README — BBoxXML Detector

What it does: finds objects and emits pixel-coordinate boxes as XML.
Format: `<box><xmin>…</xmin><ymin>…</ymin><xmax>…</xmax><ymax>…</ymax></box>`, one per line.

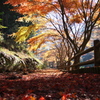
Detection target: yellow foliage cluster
<box><xmin>10</xmin><ymin>15</ymin><xmax>48</xmax><ymax>43</ymax></box>
<box><xmin>10</xmin><ymin>25</ymin><xmax>36</xmax><ymax>43</ymax></box>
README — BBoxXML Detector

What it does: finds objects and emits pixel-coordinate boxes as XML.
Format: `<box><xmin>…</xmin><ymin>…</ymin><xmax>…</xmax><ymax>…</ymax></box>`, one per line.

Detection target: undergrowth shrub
<box><xmin>0</xmin><ymin>51</ymin><xmax>39</xmax><ymax>73</ymax></box>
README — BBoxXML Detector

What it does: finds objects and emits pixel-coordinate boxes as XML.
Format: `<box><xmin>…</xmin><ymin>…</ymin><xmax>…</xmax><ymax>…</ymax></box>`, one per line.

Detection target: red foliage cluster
<box><xmin>0</xmin><ymin>70</ymin><xmax>100</xmax><ymax>100</ymax></box>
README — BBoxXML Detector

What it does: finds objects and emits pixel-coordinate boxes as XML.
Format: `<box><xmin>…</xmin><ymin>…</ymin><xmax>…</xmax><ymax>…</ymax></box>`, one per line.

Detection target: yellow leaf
<box><xmin>10</xmin><ymin>25</ymin><xmax>35</xmax><ymax>43</ymax></box>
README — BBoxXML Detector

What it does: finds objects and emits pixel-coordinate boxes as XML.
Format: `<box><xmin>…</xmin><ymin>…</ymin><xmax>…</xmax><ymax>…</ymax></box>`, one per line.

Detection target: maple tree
<box><xmin>51</xmin><ymin>0</ymin><xmax>100</xmax><ymax>69</ymax></box>
<box><xmin>4</xmin><ymin>0</ymin><xmax>100</xmax><ymax>69</ymax></box>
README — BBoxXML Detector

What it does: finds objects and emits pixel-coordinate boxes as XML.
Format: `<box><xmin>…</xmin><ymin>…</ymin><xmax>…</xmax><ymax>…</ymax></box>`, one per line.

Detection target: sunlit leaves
<box><xmin>10</xmin><ymin>25</ymin><xmax>35</xmax><ymax>43</ymax></box>
<box><xmin>0</xmin><ymin>25</ymin><xmax>7</xmax><ymax>29</ymax></box>
<box><xmin>4</xmin><ymin>0</ymin><xmax>100</xmax><ymax>27</ymax></box>
<box><xmin>4</xmin><ymin>0</ymin><xmax>54</xmax><ymax>15</ymax></box>
<box><xmin>10</xmin><ymin>15</ymin><xmax>49</xmax><ymax>45</ymax></box>
<box><xmin>4</xmin><ymin>0</ymin><xmax>28</xmax><ymax>6</ymax></box>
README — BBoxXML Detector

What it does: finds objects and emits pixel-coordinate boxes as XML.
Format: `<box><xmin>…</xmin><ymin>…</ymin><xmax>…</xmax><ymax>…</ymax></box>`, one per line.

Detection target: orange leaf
<box><xmin>95</xmin><ymin>98</ymin><xmax>100</xmax><ymax>100</ymax></box>
<box><xmin>71</xmin><ymin>93</ymin><xmax>77</xmax><ymax>98</ymax></box>
<box><xmin>29</xmin><ymin>96</ymin><xmax>36</xmax><ymax>100</ymax></box>
<box><xmin>61</xmin><ymin>94</ymin><xmax>66</xmax><ymax>100</ymax></box>
<box><xmin>22</xmin><ymin>95</ymin><xmax>36</xmax><ymax>100</ymax></box>
<box><xmin>39</xmin><ymin>96</ymin><xmax>46</xmax><ymax>100</ymax></box>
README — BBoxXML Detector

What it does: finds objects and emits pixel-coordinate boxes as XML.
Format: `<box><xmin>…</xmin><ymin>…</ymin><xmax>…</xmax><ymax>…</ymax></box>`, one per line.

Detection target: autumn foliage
<box><xmin>4</xmin><ymin>0</ymin><xmax>100</xmax><ymax>53</ymax></box>
<box><xmin>4</xmin><ymin>0</ymin><xmax>55</xmax><ymax>15</ymax></box>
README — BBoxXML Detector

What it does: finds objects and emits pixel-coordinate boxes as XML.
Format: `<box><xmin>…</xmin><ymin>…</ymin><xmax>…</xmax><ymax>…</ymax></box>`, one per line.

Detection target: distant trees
<box><xmin>48</xmin><ymin>37</ymin><xmax>73</xmax><ymax>69</ymax></box>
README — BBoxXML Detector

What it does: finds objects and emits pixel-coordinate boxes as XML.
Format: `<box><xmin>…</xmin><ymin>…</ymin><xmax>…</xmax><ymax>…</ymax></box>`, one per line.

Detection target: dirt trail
<box><xmin>34</xmin><ymin>68</ymin><xmax>62</xmax><ymax>73</ymax></box>
<box><xmin>22</xmin><ymin>68</ymin><xmax>64</xmax><ymax>80</ymax></box>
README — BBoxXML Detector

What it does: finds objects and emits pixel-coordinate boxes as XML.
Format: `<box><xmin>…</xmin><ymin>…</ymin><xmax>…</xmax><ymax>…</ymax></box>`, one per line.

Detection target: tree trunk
<box><xmin>73</xmin><ymin>55</ymin><xmax>80</xmax><ymax>70</ymax></box>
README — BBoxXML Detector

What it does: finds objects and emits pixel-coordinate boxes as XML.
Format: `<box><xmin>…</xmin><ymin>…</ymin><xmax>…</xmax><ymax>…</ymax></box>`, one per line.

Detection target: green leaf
<box><xmin>0</xmin><ymin>25</ymin><xmax>7</xmax><ymax>29</ymax></box>
<box><xmin>0</xmin><ymin>12</ymin><xmax>4</xmax><ymax>15</ymax></box>
<box><xmin>0</xmin><ymin>18</ymin><xmax>2</xmax><ymax>21</ymax></box>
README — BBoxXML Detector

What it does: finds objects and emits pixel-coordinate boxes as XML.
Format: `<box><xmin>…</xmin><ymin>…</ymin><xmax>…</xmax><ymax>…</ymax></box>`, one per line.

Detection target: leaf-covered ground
<box><xmin>0</xmin><ymin>69</ymin><xmax>100</xmax><ymax>100</ymax></box>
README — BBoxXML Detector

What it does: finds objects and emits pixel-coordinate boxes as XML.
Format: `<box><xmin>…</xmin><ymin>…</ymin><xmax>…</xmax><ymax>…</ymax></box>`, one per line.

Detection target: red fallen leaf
<box><xmin>66</xmin><ymin>94</ymin><xmax>71</xmax><ymax>98</ymax></box>
<box><xmin>61</xmin><ymin>94</ymin><xmax>66</xmax><ymax>100</ymax></box>
<box><xmin>2</xmin><ymin>86</ymin><xmax>8</xmax><ymax>89</ymax></box>
<box><xmin>39</xmin><ymin>96</ymin><xmax>46</xmax><ymax>100</ymax></box>
<box><xmin>71</xmin><ymin>93</ymin><xmax>77</xmax><ymax>98</ymax></box>
<box><xmin>0</xmin><ymin>97</ymin><xmax>3</xmax><ymax>100</ymax></box>
<box><xmin>95</xmin><ymin>98</ymin><xmax>100</xmax><ymax>100</ymax></box>
<box><xmin>59</xmin><ymin>92</ymin><xmax>64</xmax><ymax>96</ymax></box>
<box><xmin>27</xmin><ymin>89</ymin><xmax>33</xmax><ymax>93</ymax></box>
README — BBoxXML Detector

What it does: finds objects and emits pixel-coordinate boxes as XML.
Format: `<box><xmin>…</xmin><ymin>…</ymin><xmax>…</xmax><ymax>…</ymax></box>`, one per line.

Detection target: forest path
<box><xmin>23</xmin><ymin>68</ymin><xmax>65</xmax><ymax>80</ymax></box>
<box><xmin>34</xmin><ymin>68</ymin><xmax>62</xmax><ymax>73</ymax></box>
<box><xmin>0</xmin><ymin>69</ymin><xmax>100</xmax><ymax>99</ymax></box>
